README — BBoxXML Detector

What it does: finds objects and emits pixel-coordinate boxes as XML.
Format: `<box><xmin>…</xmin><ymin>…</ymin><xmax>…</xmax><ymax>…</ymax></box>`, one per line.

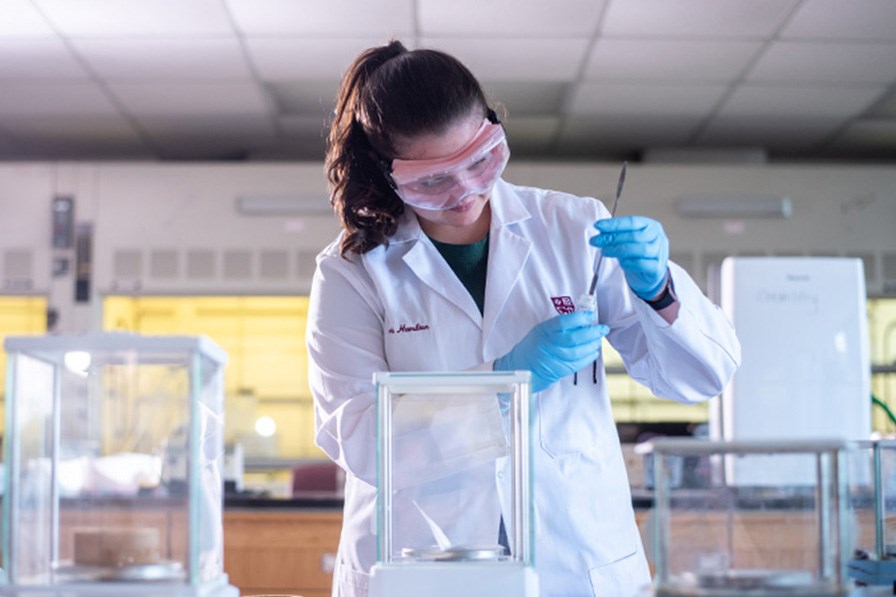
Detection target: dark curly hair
<box><xmin>325</xmin><ymin>40</ymin><xmax>490</xmax><ymax>256</ymax></box>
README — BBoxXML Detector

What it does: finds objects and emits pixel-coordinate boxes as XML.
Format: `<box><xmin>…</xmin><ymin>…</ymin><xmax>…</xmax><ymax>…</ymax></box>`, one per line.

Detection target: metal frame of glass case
<box><xmin>369</xmin><ymin>371</ymin><xmax>538</xmax><ymax>597</ymax></box>
<box><xmin>1</xmin><ymin>333</ymin><xmax>238</xmax><ymax>596</ymax></box>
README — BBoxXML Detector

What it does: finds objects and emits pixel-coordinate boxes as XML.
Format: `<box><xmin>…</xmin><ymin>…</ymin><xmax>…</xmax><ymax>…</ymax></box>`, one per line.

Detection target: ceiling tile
<box><xmin>18</xmin><ymin>140</ymin><xmax>153</xmax><ymax>159</ymax></box>
<box><xmin>72</xmin><ymin>39</ymin><xmax>253</xmax><ymax>80</ymax></box>
<box><xmin>502</xmin><ymin>116</ymin><xmax>560</xmax><ymax>156</ymax></box>
<box><xmin>718</xmin><ymin>84</ymin><xmax>886</xmax><ymax>118</ymax></box>
<box><xmin>246</xmin><ymin>38</ymin><xmax>384</xmax><ymax>80</ymax></box>
<box><xmin>826</xmin><ymin>119</ymin><xmax>896</xmax><ymax>156</ymax></box>
<box><xmin>0</xmin><ymin>82</ymin><xmax>119</xmax><ymax>115</ymax></box>
<box><xmin>584</xmin><ymin>39</ymin><xmax>762</xmax><ymax>82</ymax></box>
<box><xmin>0</xmin><ymin>38</ymin><xmax>90</xmax><ymax>79</ymax></box>
<box><xmin>138</xmin><ymin>114</ymin><xmax>277</xmax><ymax>141</ymax></box>
<box><xmin>480</xmin><ymin>82</ymin><xmax>567</xmax><ymax>116</ymax></box>
<box><xmin>153</xmin><ymin>140</ymin><xmax>267</xmax><ymax>161</ymax></box>
<box><xmin>0</xmin><ymin>0</ymin><xmax>57</xmax><ymax>38</ymax></box>
<box><xmin>556</xmin><ymin>114</ymin><xmax>703</xmax><ymax>155</ymax></box>
<box><xmin>277</xmin><ymin>115</ymin><xmax>330</xmax><ymax>158</ymax></box>
<box><xmin>747</xmin><ymin>41</ymin><xmax>896</xmax><ymax>84</ymax></box>
<box><xmin>569</xmin><ymin>82</ymin><xmax>728</xmax><ymax>115</ymax></box>
<box><xmin>267</xmin><ymin>81</ymin><xmax>337</xmax><ymax>116</ymax></box>
<box><xmin>108</xmin><ymin>82</ymin><xmax>271</xmax><ymax>116</ymax></box>
<box><xmin>227</xmin><ymin>0</ymin><xmax>414</xmax><ymax>36</ymax></box>
<box><xmin>697</xmin><ymin>115</ymin><xmax>845</xmax><ymax>150</ymax></box>
<box><xmin>0</xmin><ymin>128</ymin><xmax>23</xmax><ymax>155</ymax></box>
<box><xmin>419</xmin><ymin>0</ymin><xmax>607</xmax><ymax>36</ymax></box>
<box><xmin>279</xmin><ymin>114</ymin><xmax>330</xmax><ymax>138</ymax></box>
<box><xmin>1</xmin><ymin>113</ymin><xmax>141</xmax><ymax>140</ymax></box>
<box><xmin>34</xmin><ymin>0</ymin><xmax>234</xmax><ymax>37</ymax></box>
<box><xmin>419</xmin><ymin>38</ymin><xmax>590</xmax><ymax>81</ymax></box>
<box><xmin>868</xmin><ymin>89</ymin><xmax>896</xmax><ymax>117</ymax></box>
<box><xmin>601</xmin><ymin>0</ymin><xmax>801</xmax><ymax>38</ymax></box>
<box><xmin>141</xmin><ymin>114</ymin><xmax>280</xmax><ymax>160</ymax></box>
<box><xmin>783</xmin><ymin>0</ymin><xmax>896</xmax><ymax>41</ymax></box>
<box><xmin>0</xmin><ymin>114</ymin><xmax>151</xmax><ymax>157</ymax></box>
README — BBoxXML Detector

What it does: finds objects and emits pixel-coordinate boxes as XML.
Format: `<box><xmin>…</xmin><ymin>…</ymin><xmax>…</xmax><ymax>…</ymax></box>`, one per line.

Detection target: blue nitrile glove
<box><xmin>591</xmin><ymin>215</ymin><xmax>669</xmax><ymax>300</ymax></box>
<box><xmin>493</xmin><ymin>311</ymin><xmax>609</xmax><ymax>393</ymax></box>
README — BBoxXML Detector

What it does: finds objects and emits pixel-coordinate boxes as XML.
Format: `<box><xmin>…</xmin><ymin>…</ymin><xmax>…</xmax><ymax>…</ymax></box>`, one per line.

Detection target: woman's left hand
<box><xmin>590</xmin><ymin>215</ymin><xmax>669</xmax><ymax>300</ymax></box>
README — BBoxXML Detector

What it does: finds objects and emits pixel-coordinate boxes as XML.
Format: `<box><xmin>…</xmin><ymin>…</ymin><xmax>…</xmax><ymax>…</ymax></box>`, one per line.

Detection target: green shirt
<box><xmin>429</xmin><ymin>234</ymin><xmax>489</xmax><ymax>315</ymax></box>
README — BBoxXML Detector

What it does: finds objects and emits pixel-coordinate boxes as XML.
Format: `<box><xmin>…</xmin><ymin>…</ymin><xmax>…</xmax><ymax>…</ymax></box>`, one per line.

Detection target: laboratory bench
<box><xmin>0</xmin><ymin>495</ymin><xmax>343</xmax><ymax>597</ymax></box>
<box><xmin>223</xmin><ymin>504</ymin><xmax>342</xmax><ymax>597</ymax></box>
<box><xmin>0</xmin><ymin>494</ymin><xmax>872</xmax><ymax>596</ymax></box>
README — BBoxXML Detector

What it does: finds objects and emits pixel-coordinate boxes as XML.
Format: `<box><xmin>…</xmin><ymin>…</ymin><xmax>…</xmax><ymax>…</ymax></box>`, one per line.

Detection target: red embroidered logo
<box><xmin>387</xmin><ymin>323</ymin><xmax>430</xmax><ymax>334</ymax></box>
<box><xmin>551</xmin><ymin>296</ymin><xmax>575</xmax><ymax>314</ymax></box>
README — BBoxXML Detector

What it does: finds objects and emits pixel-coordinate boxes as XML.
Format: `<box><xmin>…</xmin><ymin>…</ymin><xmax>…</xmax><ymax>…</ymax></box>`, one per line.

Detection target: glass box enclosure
<box><xmin>2</xmin><ymin>333</ymin><xmax>238</xmax><ymax>596</ymax></box>
<box><xmin>644</xmin><ymin>439</ymin><xmax>853</xmax><ymax>597</ymax></box>
<box><xmin>373</xmin><ymin>371</ymin><xmax>534</xmax><ymax>567</ymax></box>
<box><xmin>846</xmin><ymin>439</ymin><xmax>896</xmax><ymax>588</ymax></box>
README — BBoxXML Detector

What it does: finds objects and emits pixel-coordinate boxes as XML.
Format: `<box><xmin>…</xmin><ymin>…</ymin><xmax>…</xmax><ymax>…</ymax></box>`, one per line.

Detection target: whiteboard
<box><xmin>710</xmin><ymin>257</ymin><xmax>870</xmax><ymax>485</ymax></box>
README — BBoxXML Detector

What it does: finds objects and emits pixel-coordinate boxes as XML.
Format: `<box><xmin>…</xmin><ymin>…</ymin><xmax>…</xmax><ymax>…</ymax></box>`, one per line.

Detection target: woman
<box><xmin>307</xmin><ymin>39</ymin><xmax>740</xmax><ymax>597</ymax></box>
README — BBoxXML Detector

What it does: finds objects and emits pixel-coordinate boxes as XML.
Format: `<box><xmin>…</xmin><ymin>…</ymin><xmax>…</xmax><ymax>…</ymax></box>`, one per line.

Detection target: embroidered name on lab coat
<box><xmin>388</xmin><ymin>323</ymin><xmax>430</xmax><ymax>334</ymax></box>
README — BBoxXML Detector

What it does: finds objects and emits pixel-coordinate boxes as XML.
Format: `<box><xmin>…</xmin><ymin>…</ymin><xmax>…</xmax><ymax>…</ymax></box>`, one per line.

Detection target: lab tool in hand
<box><xmin>590</xmin><ymin>215</ymin><xmax>669</xmax><ymax>300</ymax></box>
<box><xmin>494</xmin><ymin>311</ymin><xmax>609</xmax><ymax>393</ymax></box>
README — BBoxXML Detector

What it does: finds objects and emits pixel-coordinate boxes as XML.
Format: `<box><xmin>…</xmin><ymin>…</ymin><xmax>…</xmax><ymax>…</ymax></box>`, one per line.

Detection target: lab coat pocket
<box><xmin>333</xmin><ymin>559</ymin><xmax>370</xmax><ymax>596</ymax></box>
<box><xmin>537</xmin><ymin>384</ymin><xmax>603</xmax><ymax>458</ymax></box>
<box><xmin>587</xmin><ymin>546</ymin><xmax>651</xmax><ymax>597</ymax></box>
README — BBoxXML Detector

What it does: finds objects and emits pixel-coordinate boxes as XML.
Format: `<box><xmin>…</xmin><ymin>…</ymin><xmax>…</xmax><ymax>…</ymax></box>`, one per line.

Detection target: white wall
<box><xmin>1</xmin><ymin>160</ymin><xmax>894</xmax><ymax>332</ymax></box>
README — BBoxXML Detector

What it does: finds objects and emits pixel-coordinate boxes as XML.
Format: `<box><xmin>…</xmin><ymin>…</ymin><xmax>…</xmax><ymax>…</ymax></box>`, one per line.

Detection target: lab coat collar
<box><xmin>482</xmin><ymin>179</ymin><xmax>532</xmax><ymax>341</ymax></box>
<box><xmin>389</xmin><ymin>178</ymin><xmax>532</xmax><ymax>244</ymax></box>
<box><xmin>397</xmin><ymin>178</ymin><xmax>534</xmax><ymax>336</ymax></box>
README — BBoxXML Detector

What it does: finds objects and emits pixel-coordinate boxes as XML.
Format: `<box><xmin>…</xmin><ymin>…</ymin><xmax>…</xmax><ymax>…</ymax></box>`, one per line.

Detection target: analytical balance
<box><xmin>368</xmin><ymin>371</ymin><xmax>538</xmax><ymax>597</ymax></box>
<box><xmin>642</xmin><ymin>439</ymin><xmax>855</xmax><ymax>597</ymax></box>
<box><xmin>1</xmin><ymin>333</ymin><xmax>239</xmax><ymax>596</ymax></box>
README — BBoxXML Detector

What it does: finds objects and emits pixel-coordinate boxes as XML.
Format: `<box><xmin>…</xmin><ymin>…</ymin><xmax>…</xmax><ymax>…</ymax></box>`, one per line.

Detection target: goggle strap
<box><xmin>377</xmin><ymin>157</ymin><xmax>398</xmax><ymax>190</ymax></box>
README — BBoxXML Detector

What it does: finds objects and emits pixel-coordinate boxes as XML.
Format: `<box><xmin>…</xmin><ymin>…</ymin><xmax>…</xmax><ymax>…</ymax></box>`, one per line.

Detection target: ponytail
<box><xmin>326</xmin><ymin>41</ymin><xmax>407</xmax><ymax>256</ymax></box>
<box><xmin>325</xmin><ymin>40</ymin><xmax>489</xmax><ymax>256</ymax></box>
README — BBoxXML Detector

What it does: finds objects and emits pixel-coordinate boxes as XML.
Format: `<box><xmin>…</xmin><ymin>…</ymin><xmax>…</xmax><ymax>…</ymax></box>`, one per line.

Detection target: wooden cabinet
<box><xmin>223</xmin><ymin>509</ymin><xmax>342</xmax><ymax>597</ymax></box>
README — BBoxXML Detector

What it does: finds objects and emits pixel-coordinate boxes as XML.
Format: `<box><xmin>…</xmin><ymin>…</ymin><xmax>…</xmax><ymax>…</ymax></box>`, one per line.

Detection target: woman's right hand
<box><xmin>494</xmin><ymin>312</ymin><xmax>609</xmax><ymax>392</ymax></box>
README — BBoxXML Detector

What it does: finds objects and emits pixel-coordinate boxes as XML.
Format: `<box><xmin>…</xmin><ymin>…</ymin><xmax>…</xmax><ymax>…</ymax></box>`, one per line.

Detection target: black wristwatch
<box><xmin>645</xmin><ymin>277</ymin><xmax>676</xmax><ymax>311</ymax></box>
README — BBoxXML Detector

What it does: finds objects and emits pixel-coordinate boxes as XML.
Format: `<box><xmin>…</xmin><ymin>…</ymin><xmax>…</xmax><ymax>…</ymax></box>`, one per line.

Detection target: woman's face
<box><xmin>393</xmin><ymin>113</ymin><xmax>494</xmax><ymax>241</ymax></box>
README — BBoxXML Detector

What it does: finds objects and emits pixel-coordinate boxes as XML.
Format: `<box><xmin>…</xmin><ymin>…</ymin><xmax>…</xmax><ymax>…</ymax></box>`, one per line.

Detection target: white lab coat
<box><xmin>306</xmin><ymin>178</ymin><xmax>741</xmax><ymax>597</ymax></box>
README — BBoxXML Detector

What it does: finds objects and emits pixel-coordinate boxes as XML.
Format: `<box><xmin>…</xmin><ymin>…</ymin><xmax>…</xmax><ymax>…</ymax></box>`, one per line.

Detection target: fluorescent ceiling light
<box><xmin>235</xmin><ymin>196</ymin><xmax>331</xmax><ymax>216</ymax></box>
<box><xmin>675</xmin><ymin>196</ymin><xmax>793</xmax><ymax>219</ymax></box>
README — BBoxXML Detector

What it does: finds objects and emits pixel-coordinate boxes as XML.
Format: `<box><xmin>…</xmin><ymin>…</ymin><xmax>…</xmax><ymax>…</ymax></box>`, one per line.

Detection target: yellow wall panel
<box><xmin>0</xmin><ymin>295</ymin><xmax>48</xmax><ymax>436</ymax></box>
<box><xmin>103</xmin><ymin>296</ymin><xmax>319</xmax><ymax>458</ymax></box>
<box><xmin>101</xmin><ymin>295</ymin><xmax>896</xmax><ymax>452</ymax></box>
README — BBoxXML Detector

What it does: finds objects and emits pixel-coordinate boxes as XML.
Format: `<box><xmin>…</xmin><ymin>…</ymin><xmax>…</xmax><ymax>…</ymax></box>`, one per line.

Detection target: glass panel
<box><xmin>5</xmin><ymin>353</ymin><xmax>55</xmax><ymax>584</ymax></box>
<box><xmin>103</xmin><ymin>296</ymin><xmax>320</xmax><ymax>460</ymax></box>
<box><xmin>649</xmin><ymin>440</ymin><xmax>850</xmax><ymax>596</ymax></box>
<box><xmin>2</xmin><ymin>334</ymin><xmax>228</xmax><ymax>591</ymax></box>
<box><xmin>196</xmin><ymin>351</ymin><xmax>225</xmax><ymax>583</ymax></box>
<box><xmin>375</xmin><ymin>372</ymin><xmax>532</xmax><ymax>567</ymax></box>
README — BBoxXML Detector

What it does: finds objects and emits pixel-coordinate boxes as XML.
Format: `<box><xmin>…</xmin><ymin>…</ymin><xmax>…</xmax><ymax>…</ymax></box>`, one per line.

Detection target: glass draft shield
<box><xmin>373</xmin><ymin>371</ymin><xmax>533</xmax><ymax>567</ymax></box>
<box><xmin>2</xmin><ymin>333</ymin><xmax>231</xmax><ymax>595</ymax></box>
<box><xmin>846</xmin><ymin>439</ymin><xmax>896</xmax><ymax>587</ymax></box>
<box><xmin>388</xmin><ymin>120</ymin><xmax>510</xmax><ymax>211</ymax></box>
<box><xmin>643</xmin><ymin>439</ymin><xmax>854</xmax><ymax>597</ymax></box>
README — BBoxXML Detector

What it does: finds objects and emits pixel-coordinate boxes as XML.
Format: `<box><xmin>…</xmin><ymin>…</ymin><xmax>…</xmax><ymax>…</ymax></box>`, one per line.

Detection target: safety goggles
<box><xmin>386</xmin><ymin>119</ymin><xmax>510</xmax><ymax>211</ymax></box>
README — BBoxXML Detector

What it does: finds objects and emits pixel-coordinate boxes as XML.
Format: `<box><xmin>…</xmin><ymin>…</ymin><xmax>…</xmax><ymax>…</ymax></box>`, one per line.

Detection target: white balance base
<box><xmin>370</xmin><ymin>562</ymin><xmax>538</xmax><ymax>597</ymax></box>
